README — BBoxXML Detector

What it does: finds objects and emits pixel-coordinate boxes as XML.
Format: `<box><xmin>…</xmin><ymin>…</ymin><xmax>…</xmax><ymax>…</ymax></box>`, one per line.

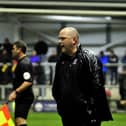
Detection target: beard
<box><xmin>12</xmin><ymin>53</ymin><xmax>18</xmax><ymax>60</ymax></box>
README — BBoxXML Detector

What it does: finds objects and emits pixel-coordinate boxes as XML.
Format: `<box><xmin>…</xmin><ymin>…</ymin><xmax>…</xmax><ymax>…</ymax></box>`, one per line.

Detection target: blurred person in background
<box><xmin>118</xmin><ymin>50</ymin><xmax>126</xmax><ymax>106</ymax></box>
<box><xmin>108</xmin><ymin>49</ymin><xmax>119</xmax><ymax>85</ymax></box>
<box><xmin>0</xmin><ymin>48</ymin><xmax>12</xmax><ymax>84</ymax></box>
<box><xmin>3</xmin><ymin>37</ymin><xmax>12</xmax><ymax>57</ymax></box>
<box><xmin>98</xmin><ymin>51</ymin><xmax>109</xmax><ymax>84</ymax></box>
<box><xmin>52</xmin><ymin>27</ymin><xmax>113</xmax><ymax>126</ymax></box>
<box><xmin>30</xmin><ymin>50</ymin><xmax>41</xmax><ymax>84</ymax></box>
<box><xmin>0</xmin><ymin>38</ymin><xmax>13</xmax><ymax>84</ymax></box>
<box><xmin>8</xmin><ymin>40</ymin><xmax>34</xmax><ymax>126</ymax></box>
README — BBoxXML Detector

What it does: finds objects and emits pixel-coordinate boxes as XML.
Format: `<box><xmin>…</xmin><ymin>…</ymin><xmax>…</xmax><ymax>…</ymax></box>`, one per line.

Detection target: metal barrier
<box><xmin>0</xmin><ymin>62</ymin><xmax>125</xmax><ymax>105</ymax></box>
<box><xmin>0</xmin><ymin>84</ymin><xmax>12</xmax><ymax>100</ymax></box>
<box><xmin>0</xmin><ymin>83</ymin><xmax>120</xmax><ymax>100</ymax></box>
<box><xmin>0</xmin><ymin>62</ymin><xmax>125</xmax><ymax>85</ymax></box>
<box><xmin>0</xmin><ymin>84</ymin><xmax>53</xmax><ymax>100</ymax></box>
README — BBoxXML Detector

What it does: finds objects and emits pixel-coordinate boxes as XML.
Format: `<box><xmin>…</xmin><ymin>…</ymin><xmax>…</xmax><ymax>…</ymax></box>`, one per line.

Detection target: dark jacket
<box><xmin>52</xmin><ymin>46</ymin><xmax>113</xmax><ymax>122</ymax></box>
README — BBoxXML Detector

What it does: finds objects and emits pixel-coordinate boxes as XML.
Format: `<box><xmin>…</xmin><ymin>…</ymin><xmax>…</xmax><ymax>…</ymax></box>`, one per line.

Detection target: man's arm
<box><xmin>15</xmin><ymin>81</ymin><xmax>32</xmax><ymax>93</ymax></box>
<box><xmin>8</xmin><ymin>81</ymin><xmax>32</xmax><ymax>101</ymax></box>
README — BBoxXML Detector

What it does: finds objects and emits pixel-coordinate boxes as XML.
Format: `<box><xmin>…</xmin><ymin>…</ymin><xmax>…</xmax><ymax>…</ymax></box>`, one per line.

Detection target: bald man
<box><xmin>52</xmin><ymin>27</ymin><xmax>113</xmax><ymax>126</ymax></box>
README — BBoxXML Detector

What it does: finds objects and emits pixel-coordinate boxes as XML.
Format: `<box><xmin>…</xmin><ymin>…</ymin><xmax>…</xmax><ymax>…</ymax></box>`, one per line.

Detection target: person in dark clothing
<box><xmin>0</xmin><ymin>49</ymin><xmax>12</xmax><ymax>84</ymax></box>
<box><xmin>52</xmin><ymin>27</ymin><xmax>113</xmax><ymax>126</ymax></box>
<box><xmin>3</xmin><ymin>37</ymin><xmax>13</xmax><ymax>57</ymax></box>
<box><xmin>119</xmin><ymin>51</ymin><xmax>126</xmax><ymax>106</ymax></box>
<box><xmin>98</xmin><ymin>51</ymin><xmax>109</xmax><ymax>84</ymax></box>
<box><xmin>108</xmin><ymin>49</ymin><xmax>119</xmax><ymax>84</ymax></box>
<box><xmin>8</xmin><ymin>40</ymin><xmax>34</xmax><ymax>126</ymax></box>
<box><xmin>30</xmin><ymin>50</ymin><xmax>41</xmax><ymax>84</ymax></box>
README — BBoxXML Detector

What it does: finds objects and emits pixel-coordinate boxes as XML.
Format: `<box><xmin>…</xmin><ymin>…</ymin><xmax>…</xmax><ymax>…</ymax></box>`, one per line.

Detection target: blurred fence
<box><xmin>0</xmin><ymin>84</ymin><xmax>53</xmax><ymax>100</ymax></box>
<box><xmin>0</xmin><ymin>62</ymin><xmax>126</xmax><ymax>101</ymax></box>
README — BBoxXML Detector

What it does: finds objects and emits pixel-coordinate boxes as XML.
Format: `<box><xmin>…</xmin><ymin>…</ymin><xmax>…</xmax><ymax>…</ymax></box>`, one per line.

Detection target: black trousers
<box><xmin>15</xmin><ymin>95</ymin><xmax>34</xmax><ymax>119</ymax></box>
<box><xmin>61</xmin><ymin>116</ymin><xmax>101</xmax><ymax>126</ymax></box>
<box><xmin>119</xmin><ymin>74</ymin><xmax>126</xmax><ymax>99</ymax></box>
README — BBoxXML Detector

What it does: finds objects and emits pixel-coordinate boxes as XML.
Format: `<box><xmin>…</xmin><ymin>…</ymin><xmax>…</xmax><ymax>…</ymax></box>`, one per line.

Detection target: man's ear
<box><xmin>72</xmin><ymin>37</ymin><xmax>77</xmax><ymax>45</ymax></box>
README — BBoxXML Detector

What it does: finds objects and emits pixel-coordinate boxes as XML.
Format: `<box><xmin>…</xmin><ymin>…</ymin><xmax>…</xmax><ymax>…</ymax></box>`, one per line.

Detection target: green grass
<box><xmin>102</xmin><ymin>113</ymin><xmax>126</xmax><ymax>126</ymax></box>
<box><xmin>28</xmin><ymin>112</ymin><xmax>62</xmax><ymax>126</ymax></box>
<box><xmin>27</xmin><ymin>112</ymin><xmax>126</xmax><ymax>126</ymax></box>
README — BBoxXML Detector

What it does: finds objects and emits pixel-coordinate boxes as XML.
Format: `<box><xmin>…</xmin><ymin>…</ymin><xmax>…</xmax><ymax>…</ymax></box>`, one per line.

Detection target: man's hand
<box><xmin>8</xmin><ymin>91</ymin><xmax>17</xmax><ymax>101</ymax></box>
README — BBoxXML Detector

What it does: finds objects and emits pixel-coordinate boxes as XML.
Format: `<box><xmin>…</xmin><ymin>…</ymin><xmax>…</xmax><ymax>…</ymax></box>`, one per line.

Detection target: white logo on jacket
<box><xmin>23</xmin><ymin>72</ymin><xmax>31</xmax><ymax>80</ymax></box>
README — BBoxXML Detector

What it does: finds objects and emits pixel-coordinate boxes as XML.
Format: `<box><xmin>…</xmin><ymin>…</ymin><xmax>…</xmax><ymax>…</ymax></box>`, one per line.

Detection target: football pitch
<box><xmin>27</xmin><ymin>112</ymin><xmax>126</xmax><ymax>126</ymax></box>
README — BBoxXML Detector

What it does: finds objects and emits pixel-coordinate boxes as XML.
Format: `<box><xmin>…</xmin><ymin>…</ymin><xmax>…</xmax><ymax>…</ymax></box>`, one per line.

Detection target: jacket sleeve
<box><xmin>52</xmin><ymin>62</ymin><xmax>60</xmax><ymax>102</ymax></box>
<box><xmin>88</xmin><ymin>51</ymin><xmax>104</xmax><ymax>88</ymax></box>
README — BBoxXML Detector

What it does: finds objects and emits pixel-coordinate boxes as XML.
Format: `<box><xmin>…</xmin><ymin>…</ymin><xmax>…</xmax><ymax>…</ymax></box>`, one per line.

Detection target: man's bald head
<box><xmin>59</xmin><ymin>27</ymin><xmax>79</xmax><ymax>41</ymax></box>
<box><xmin>58</xmin><ymin>27</ymin><xmax>80</xmax><ymax>56</ymax></box>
